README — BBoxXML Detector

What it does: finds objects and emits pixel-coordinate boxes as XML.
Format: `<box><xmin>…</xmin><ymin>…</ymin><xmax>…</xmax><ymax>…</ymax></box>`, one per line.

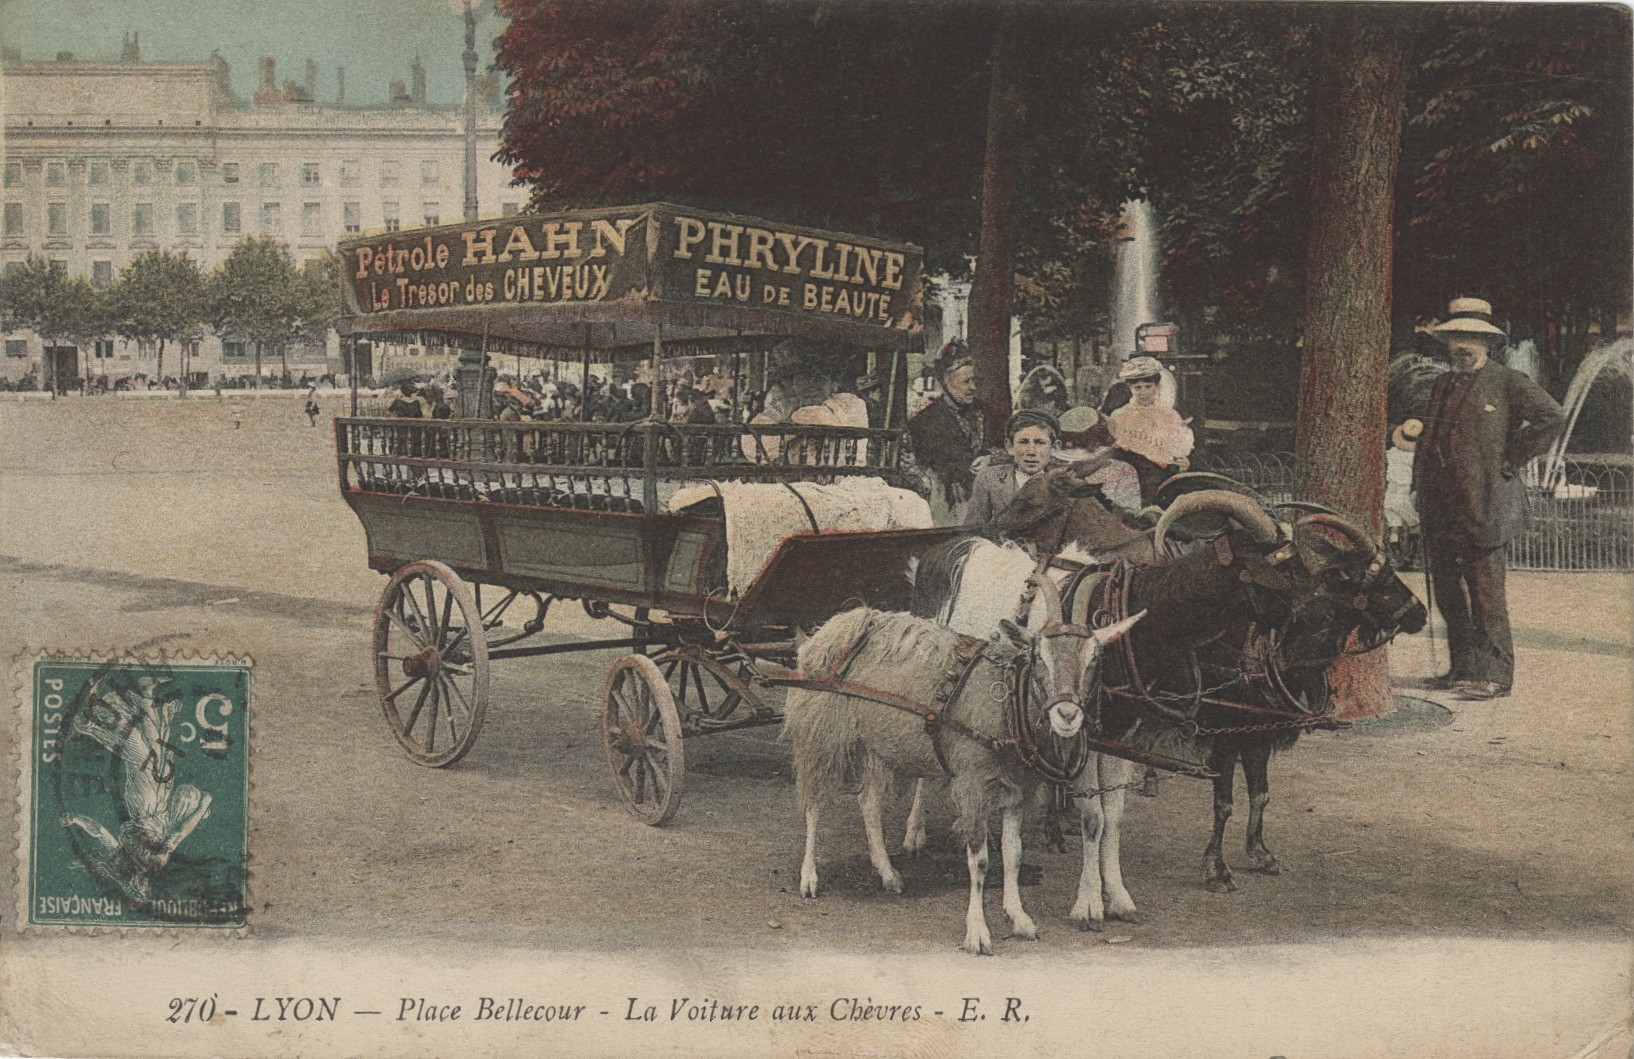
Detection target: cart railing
<box><xmin>337</xmin><ymin>417</ymin><xmax>910</xmax><ymax>513</ymax></box>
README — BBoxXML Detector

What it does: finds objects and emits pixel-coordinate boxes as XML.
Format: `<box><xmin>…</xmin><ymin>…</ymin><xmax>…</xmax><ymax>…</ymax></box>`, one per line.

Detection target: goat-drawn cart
<box><xmin>336</xmin><ymin>202</ymin><xmax>963</xmax><ymax>824</ymax></box>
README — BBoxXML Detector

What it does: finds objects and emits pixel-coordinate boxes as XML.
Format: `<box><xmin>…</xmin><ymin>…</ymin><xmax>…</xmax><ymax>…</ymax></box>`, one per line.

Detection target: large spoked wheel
<box><xmin>603</xmin><ymin>654</ymin><xmax>686</xmax><ymax>826</ymax></box>
<box><xmin>373</xmin><ymin>560</ymin><xmax>490</xmax><ymax>767</ymax></box>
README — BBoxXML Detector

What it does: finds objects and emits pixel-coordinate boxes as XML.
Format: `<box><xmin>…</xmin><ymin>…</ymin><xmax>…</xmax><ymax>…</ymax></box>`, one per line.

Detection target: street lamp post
<box><xmin>454</xmin><ymin>0</ymin><xmax>493</xmax><ymax>417</ymax></box>
<box><xmin>462</xmin><ymin>0</ymin><xmax>480</xmax><ymax>222</ymax></box>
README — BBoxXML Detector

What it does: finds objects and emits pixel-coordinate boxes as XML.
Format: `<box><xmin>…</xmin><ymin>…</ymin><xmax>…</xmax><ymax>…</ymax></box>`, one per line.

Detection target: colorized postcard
<box><xmin>2</xmin><ymin>1</ymin><xmax>1630</xmax><ymax>1057</ymax></box>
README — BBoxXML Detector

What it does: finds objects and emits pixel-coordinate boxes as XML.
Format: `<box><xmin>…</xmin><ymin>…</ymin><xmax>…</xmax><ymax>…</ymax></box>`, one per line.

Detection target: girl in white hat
<box><xmin>1108</xmin><ymin>355</ymin><xmax>1193</xmax><ymax>503</ymax></box>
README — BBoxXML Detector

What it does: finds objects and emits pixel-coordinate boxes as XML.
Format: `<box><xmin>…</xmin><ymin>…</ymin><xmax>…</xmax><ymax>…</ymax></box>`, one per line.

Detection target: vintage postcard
<box><xmin>2</xmin><ymin>1</ymin><xmax>1630</xmax><ymax>1057</ymax></box>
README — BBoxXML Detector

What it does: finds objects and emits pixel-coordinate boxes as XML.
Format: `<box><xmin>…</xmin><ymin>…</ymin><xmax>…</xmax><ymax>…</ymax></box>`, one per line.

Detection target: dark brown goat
<box><xmin>921</xmin><ymin>470</ymin><xmax>1427</xmax><ymax>896</ymax></box>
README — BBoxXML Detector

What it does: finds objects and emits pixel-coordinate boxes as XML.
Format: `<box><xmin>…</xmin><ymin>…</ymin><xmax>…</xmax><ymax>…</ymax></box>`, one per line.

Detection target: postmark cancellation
<box><xmin>15</xmin><ymin>652</ymin><xmax>251</xmax><ymax>931</ymax></box>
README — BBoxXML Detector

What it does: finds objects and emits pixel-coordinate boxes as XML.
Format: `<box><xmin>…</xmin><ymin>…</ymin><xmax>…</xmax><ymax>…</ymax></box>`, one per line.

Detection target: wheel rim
<box><xmin>373</xmin><ymin>561</ymin><xmax>489</xmax><ymax>767</ymax></box>
<box><xmin>603</xmin><ymin>655</ymin><xmax>685</xmax><ymax>825</ymax></box>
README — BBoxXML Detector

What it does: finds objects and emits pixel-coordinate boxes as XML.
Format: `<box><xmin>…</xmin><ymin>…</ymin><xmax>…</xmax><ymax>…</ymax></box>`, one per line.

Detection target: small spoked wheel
<box><xmin>603</xmin><ymin>654</ymin><xmax>686</xmax><ymax>825</ymax></box>
<box><xmin>373</xmin><ymin>560</ymin><xmax>489</xmax><ymax>767</ymax></box>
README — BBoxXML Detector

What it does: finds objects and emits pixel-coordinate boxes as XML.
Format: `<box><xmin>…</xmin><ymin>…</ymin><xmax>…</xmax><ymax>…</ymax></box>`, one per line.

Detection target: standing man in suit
<box><xmin>1415</xmin><ymin>298</ymin><xmax>1563</xmax><ymax>700</ymax></box>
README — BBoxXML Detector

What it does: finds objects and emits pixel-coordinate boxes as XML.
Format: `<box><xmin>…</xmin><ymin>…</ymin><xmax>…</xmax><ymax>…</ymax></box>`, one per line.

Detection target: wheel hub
<box><xmin>402</xmin><ymin>647</ymin><xmax>441</xmax><ymax>679</ymax></box>
<box><xmin>611</xmin><ymin>720</ymin><xmax>646</xmax><ymax>755</ymax></box>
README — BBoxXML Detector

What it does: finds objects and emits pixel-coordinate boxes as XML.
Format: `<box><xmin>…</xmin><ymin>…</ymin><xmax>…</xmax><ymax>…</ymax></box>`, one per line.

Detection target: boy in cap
<box><xmin>1414</xmin><ymin>297</ymin><xmax>1563</xmax><ymax>700</ymax></box>
<box><xmin>965</xmin><ymin>409</ymin><xmax>1058</xmax><ymax>532</ymax></box>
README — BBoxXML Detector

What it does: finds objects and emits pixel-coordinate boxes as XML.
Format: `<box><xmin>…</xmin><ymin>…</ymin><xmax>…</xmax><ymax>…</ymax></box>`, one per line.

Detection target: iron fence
<box><xmin>1197</xmin><ymin>450</ymin><xmax>1633</xmax><ymax>571</ymax></box>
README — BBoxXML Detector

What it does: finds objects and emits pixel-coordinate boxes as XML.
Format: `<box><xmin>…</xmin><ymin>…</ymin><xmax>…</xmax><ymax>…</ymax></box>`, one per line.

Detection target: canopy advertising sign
<box><xmin>340</xmin><ymin>203</ymin><xmax>924</xmax><ymax>349</ymax></box>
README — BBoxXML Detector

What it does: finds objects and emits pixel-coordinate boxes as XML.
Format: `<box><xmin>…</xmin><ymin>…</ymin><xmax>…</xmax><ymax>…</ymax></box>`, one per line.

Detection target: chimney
<box><xmin>305</xmin><ymin>59</ymin><xmax>317</xmax><ymax>99</ymax></box>
<box><xmin>260</xmin><ymin>57</ymin><xmax>276</xmax><ymax>95</ymax></box>
<box><xmin>410</xmin><ymin>55</ymin><xmax>426</xmax><ymax>104</ymax></box>
<box><xmin>121</xmin><ymin>32</ymin><xmax>140</xmax><ymax>64</ymax></box>
<box><xmin>336</xmin><ymin>65</ymin><xmax>345</xmax><ymax>105</ymax></box>
<box><xmin>389</xmin><ymin>77</ymin><xmax>409</xmax><ymax>104</ymax></box>
<box><xmin>57</xmin><ymin>50</ymin><xmax>76</xmax><ymax>63</ymax></box>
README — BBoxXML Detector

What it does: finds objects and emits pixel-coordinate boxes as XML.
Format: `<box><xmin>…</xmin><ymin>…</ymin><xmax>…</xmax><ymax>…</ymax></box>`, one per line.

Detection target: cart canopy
<box><xmin>340</xmin><ymin>202</ymin><xmax>925</xmax><ymax>357</ymax></box>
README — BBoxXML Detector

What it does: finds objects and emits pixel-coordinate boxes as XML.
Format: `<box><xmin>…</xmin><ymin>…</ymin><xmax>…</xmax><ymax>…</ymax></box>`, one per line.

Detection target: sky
<box><xmin>0</xmin><ymin>0</ymin><xmax>505</xmax><ymax>107</ymax></box>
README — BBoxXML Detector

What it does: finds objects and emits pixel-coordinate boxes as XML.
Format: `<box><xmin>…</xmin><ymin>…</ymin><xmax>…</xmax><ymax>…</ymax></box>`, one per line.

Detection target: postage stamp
<box><xmin>16</xmin><ymin>653</ymin><xmax>251</xmax><ymax>930</ymax></box>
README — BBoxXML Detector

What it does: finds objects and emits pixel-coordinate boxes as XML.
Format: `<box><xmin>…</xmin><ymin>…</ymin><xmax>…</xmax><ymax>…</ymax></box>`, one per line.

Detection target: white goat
<box><xmin>785</xmin><ymin>578</ymin><xmax>1139</xmax><ymax>955</ymax></box>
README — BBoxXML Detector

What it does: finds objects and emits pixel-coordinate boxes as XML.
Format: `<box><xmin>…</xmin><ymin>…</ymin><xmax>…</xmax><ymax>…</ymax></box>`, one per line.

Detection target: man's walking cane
<box><xmin>1421</xmin><ymin>536</ymin><xmax>1438</xmax><ymax>670</ymax></box>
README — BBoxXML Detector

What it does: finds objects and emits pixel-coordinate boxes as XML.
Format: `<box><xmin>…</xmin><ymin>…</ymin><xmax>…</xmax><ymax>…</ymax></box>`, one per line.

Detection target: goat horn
<box><xmin>1154</xmin><ymin>471</ymin><xmax>1265</xmax><ymax>507</ymax></box>
<box><xmin>1294</xmin><ymin>512</ymin><xmax>1379</xmax><ymax>558</ymax></box>
<box><xmin>1154</xmin><ymin>489</ymin><xmax>1282</xmax><ymax>555</ymax></box>
<box><xmin>1034</xmin><ymin>569</ymin><xmax>1065</xmax><ymax>619</ymax></box>
<box><xmin>1091</xmin><ymin>608</ymin><xmax>1146</xmax><ymax>647</ymax></box>
<box><xmin>1274</xmin><ymin>500</ymin><xmax>1344</xmax><ymax>518</ymax></box>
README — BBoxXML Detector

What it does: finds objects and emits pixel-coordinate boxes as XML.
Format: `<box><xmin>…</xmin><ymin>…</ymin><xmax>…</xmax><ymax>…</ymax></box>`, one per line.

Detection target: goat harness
<box><xmin>765</xmin><ymin>609</ymin><xmax>1091</xmax><ymax>786</ymax></box>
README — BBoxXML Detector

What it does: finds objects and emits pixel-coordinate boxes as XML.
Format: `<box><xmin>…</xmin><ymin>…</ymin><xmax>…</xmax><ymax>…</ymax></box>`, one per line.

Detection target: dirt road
<box><xmin>2</xmin><ymin>397</ymin><xmax>1629</xmax><ymax>1058</ymax></box>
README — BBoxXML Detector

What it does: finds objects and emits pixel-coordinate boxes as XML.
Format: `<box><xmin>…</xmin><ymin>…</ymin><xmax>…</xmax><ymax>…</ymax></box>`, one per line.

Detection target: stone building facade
<box><xmin>2</xmin><ymin>46</ymin><xmax>517</xmax><ymax>384</ymax></box>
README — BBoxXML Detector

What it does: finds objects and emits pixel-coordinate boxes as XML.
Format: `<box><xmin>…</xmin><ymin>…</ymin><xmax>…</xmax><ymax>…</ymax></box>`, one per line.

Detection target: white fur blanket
<box><xmin>669</xmin><ymin>478</ymin><xmax>932</xmax><ymax>595</ymax></box>
<box><xmin>939</xmin><ymin>540</ymin><xmax>1104</xmax><ymax>636</ymax></box>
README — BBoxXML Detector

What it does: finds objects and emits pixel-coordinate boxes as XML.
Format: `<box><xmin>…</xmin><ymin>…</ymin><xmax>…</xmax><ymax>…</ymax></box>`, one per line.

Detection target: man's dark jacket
<box><xmin>1414</xmin><ymin>360</ymin><xmax>1563</xmax><ymax>548</ymax></box>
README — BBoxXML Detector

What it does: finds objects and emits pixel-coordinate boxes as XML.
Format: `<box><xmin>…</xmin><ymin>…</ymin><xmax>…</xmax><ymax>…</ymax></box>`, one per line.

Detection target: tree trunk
<box><xmin>1294</xmin><ymin>8</ymin><xmax>1408</xmax><ymax>719</ymax></box>
<box><xmin>254</xmin><ymin>341</ymin><xmax>263</xmax><ymax>388</ymax></box>
<box><xmin>968</xmin><ymin>13</ymin><xmax>1021</xmax><ymax>446</ymax></box>
<box><xmin>156</xmin><ymin>338</ymin><xmax>166</xmax><ymax>388</ymax></box>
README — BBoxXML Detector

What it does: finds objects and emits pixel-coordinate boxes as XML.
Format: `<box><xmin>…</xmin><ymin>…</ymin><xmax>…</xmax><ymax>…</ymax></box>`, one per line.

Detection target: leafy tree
<box><xmin>108</xmin><ymin>248</ymin><xmax>206</xmax><ymax>391</ymax></box>
<box><xmin>0</xmin><ymin>256</ymin><xmax>113</xmax><ymax>391</ymax></box>
<box><xmin>207</xmin><ymin>236</ymin><xmax>302</xmax><ymax>387</ymax></box>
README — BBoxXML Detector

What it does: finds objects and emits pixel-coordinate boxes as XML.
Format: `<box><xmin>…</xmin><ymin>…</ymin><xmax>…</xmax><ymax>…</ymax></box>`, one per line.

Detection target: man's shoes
<box><xmin>1425</xmin><ymin>673</ymin><xmax>1466</xmax><ymax>691</ymax></box>
<box><xmin>1453</xmin><ymin>680</ymin><xmax>1511</xmax><ymax>701</ymax></box>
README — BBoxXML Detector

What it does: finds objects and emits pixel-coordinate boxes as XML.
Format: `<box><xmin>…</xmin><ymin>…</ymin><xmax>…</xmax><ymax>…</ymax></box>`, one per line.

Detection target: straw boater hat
<box><xmin>1117</xmin><ymin>355</ymin><xmax>1165</xmax><ymax>382</ymax></box>
<box><xmin>1392</xmin><ymin>418</ymin><xmax>1423</xmax><ymax>451</ymax></box>
<box><xmin>1429</xmin><ymin>297</ymin><xmax>1508</xmax><ymax>346</ymax></box>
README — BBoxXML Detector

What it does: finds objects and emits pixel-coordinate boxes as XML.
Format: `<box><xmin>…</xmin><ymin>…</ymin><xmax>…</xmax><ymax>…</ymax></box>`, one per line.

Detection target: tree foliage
<box><xmin>109</xmin><ymin>248</ymin><xmax>206</xmax><ymax>383</ymax></box>
<box><xmin>207</xmin><ymin>236</ymin><xmax>305</xmax><ymax>382</ymax></box>
<box><xmin>0</xmin><ymin>256</ymin><xmax>111</xmax><ymax>349</ymax></box>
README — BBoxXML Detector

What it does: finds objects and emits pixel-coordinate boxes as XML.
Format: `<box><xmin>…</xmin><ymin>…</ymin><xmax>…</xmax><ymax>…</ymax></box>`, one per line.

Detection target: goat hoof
<box><xmin>1109</xmin><ymin>908</ymin><xmax>1140</xmax><ymax>924</ymax></box>
<box><xmin>1248</xmin><ymin>856</ymin><xmax>1281</xmax><ymax>876</ymax></box>
<box><xmin>1073</xmin><ymin>914</ymin><xmax>1105</xmax><ymax>932</ymax></box>
<box><xmin>1204</xmin><ymin>874</ymin><xmax>1237</xmax><ymax>894</ymax></box>
<box><xmin>1010</xmin><ymin>917</ymin><xmax>1039</xmax><ymax>940</ymax></box>
<box><xmin>881</xmin><ymin>874</ymin><xmax>905</xmax><ymax>895</ymax></box>
<box><xmin>962</xmin><ymin>936</ymin><xmax>994</xmax><ymax>956</ymax></box>
<box><xmin>1045</xmin><ymin>836</ymin><xmax>1069</xmax><ymax>855</ymax></box>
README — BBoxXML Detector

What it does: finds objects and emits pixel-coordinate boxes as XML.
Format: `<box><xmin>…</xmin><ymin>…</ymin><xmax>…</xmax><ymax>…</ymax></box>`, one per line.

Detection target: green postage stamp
<box><xmin>17</xmin><ymin>653</ymin><xmax>251</xmax><ymax>930</ymax></box>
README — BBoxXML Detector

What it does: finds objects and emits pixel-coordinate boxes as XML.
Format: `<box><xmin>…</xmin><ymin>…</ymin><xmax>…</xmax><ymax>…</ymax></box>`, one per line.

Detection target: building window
<box><xmin>45</xmin><ymin>163</ymin><xmax>66</xmax><ymax>187</ymax></box>
<box><xmin>259</xmin><ymin>163</ymin><xmax>278</xmax><ymax>187</ymax></box>
<box><xmin>222</xmin><ymin>202</ymin><xmax>242</xmax><ymax>233</ymax></box>
<box><xmin>176</xmin><ymin>161</ymin><xmax>197</xmax><ymax>186</ymax></box>
<box><xmin>47</xmin><ymin>202</ymin><xmax>67</xmax><ymax>235</ymax></box>
<box><xmin>223</xmin><ymin>340</ymin><xmax>247</xmax><ymax>360</ymax></box>
<box><xmin>300</xmin><ymin>163</ymin><xmax>321</xmax><ymax>187</ymax></box>
<box><xmin>260</xmin><ymin>202</ymin><xmax>282</xmax><ymax>232</ymax></box>
<box><xmin>138</xmin><ymin>338</ymin><xmax>157</xmax><ymax>359</ymax></box>
<box><xmin>301</xmin><ymin>202</ymin><xmax>323</xmax><ymax>237</ymax></box>
<box><xmin>5</xmin><ymin>339</ymin><xmax>28</xmax><ymax>358</ymax></box>
<box><xmin>382</xmin><ymin>201</ymin><xmax>400</xmax><ymax>232</ymax></box>
<box><xmin>177</xmin><ymin>202</ymin><xmax>200</xmax><ymax>235</ymax></box>
<box><xmin>90</xmin><ymin>202</ymin><xmax>111</xmax><ymax>235</ymax></box>
<box><xmin>94</xmin><ymin>338</ymin><xmax>115</xmax><ymax>358</ymax></box>
<box><xmin>381</xmin><ymin>160</ymin><xmax>400</xmax><ymax>187</ymax></box>
<box><xmin>133</xmin><ymin>162</ymin><xmax>152</xmax><ymax>186</ymax></box>
<box><xmin>48</xmin><ymin>258</ymin><xmax>68</xmax><ymax>276</ymax></box>
<box><xmin>88</xmin><ymin>164</ymin><xmax>109</xmax><ymax>187</ymax></box>
<box><xmin>343</xmin><ymin>201</ymin><xmax>361</xmax><ymax>233</ymax></box>
<box><xmin>2</xmin><ymin>164</ymin><xmax>20</xmax><ymax>188</ymax></box>
<box><xmin>133</xmin><ymin>203</ymin><xmax>154</xmax><ymax>237</ymax></box>
<box><xmin>3</xmin><ymin>202</ymin><xmax>22</xmax><ymax>236</ymax></box>
<box><xmin>420</xmin><ymin>160</ymin><xmax>440</xmax><ymax>186</ymax></box>
<box><xmin>422</xmin><ymin>202</ymin><xmax>440</xmax><ymax>227</ymax></box>
<box><xmin>222</xmin><ymin>162</ymin><xmax>240</xmax><ymax>184</ymax></box>
<box><xmin>339</xmin><ymin>160</ymin><xmax>360</xmax><ymax>186</ymax></box>
<box><xmin>501</xmin><ymin>201</ymin><xmax>521</xmax><ymax>217</ymax></box>
<box><xmin>92</xmin><ymin>261</ymin><xmax>114</xmax><ymax>288</ymax></box>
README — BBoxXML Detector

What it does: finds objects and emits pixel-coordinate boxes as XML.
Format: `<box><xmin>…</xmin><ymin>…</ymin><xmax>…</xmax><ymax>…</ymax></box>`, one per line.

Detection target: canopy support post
<box><xmin>455</xmin><ymin>323</ymin><xmax>495</xmax><ymax>419</ymax></box>
<box><xmin>644</xmin><ymin>326</ymin><xmax>662</xmax><ymax>515</ymax></box>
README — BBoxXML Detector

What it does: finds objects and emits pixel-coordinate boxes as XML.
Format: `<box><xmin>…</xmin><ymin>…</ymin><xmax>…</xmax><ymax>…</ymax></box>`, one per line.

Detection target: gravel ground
<box><xmin>1</xmin><ymin>396</ymin><xmax>1629</xmax><ymax>1059</ymax></box>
